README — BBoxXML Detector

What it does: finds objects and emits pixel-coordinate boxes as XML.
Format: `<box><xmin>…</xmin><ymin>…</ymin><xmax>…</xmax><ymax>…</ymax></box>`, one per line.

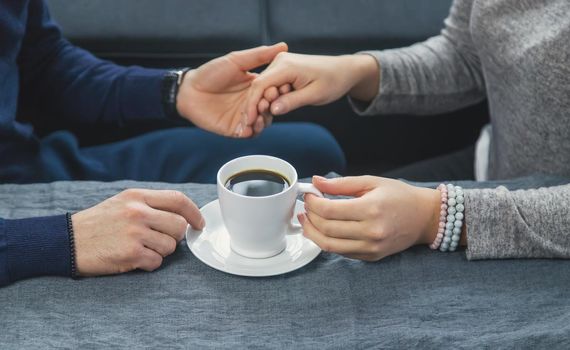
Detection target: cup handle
<box><xmin>288</xmin><ymin>182</ymin><xmax>324</xmax><ymax>235</ymax></box>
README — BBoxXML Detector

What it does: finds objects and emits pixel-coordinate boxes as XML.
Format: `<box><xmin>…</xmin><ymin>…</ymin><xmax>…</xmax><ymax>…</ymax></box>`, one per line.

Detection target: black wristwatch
<box><xmin>161</xmin><ymin>67</ymin><xmax>191</xmax><ymax>120</ymax></box>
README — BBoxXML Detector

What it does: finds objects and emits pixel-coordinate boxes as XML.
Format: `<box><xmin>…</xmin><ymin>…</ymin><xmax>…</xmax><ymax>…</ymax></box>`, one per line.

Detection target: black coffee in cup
<box><xmin>225</xmin><ymin>169</ymin><xmax>290</xmax><ymax>197</ymax></box>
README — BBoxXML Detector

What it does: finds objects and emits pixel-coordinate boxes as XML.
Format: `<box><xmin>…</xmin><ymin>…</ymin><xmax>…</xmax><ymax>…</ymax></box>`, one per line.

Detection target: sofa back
<box><xmin>47</xmin><ymin>0</ymin><xmax>488</xmax><ymax>174</ymax></box>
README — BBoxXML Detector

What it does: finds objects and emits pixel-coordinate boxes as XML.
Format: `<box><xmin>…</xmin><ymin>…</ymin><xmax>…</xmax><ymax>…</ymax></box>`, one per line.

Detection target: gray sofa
<box><xmin>45</xmin><ymin>0</ymin><xmax>489</xmax><ymax>175</ymax></box>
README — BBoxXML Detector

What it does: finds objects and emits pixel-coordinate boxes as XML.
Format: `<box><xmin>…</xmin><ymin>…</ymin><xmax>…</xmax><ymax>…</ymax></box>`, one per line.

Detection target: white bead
<box><xmin>452</xmin><ymin>235</ymin><xmax>460</xmax><ymax>242</ymax></box>
<box><xmin>448</xmin><ymin>198</ymin><xmax>457</xmax><ymax>206</ymax></box>
<box><xmin>454</xmin><ymin>220</ymin><xmax>463</xmax><ymax>228</ymax></box>
<box><xmin>448</xmin><ymin>206</ymin><xmax>457</xmax><ymax>215</ymax></box>
<box><xmin>453</xmin><ymin>227</ymin><xmax>461</xmax><ymax>235</ymax></box>
<box><xmin>455</xmin><ymin>212</ymin><xmax>464</xmax><ymax>220</ymax></box>
<box><xmin>448</xmin><ymin>191</ymin><xmax>456</xmax><ymax>198</ymax></box>
<box><xmin>456</xmin><ymin>204</ymin><xmax>465</xmax><ymax>212</ymax></box>
<box><xmin>446</xmin><ymin>222</ymin><xmax>454</xmax><ymax>230</ymax></box>
<box><xmin>447</xmin><ymin>214</ymin><xmax>455</xmax><ymax>222</ymax></box>
<box><xmin>445</xmin><ymin>229</ymin><xmax>452</xmax><ymax>236</ymax></box>
<box><xmin>456</xmin><ymin>195</ymin><xmax>464</xmax><ymax>204</ymax></box>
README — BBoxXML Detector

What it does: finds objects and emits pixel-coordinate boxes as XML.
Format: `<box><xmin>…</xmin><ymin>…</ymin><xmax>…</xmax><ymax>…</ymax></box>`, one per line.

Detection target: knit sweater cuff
<box><xmin>3</xmin><ymin>215</ymin><xmax>71</xmax><ymax>283</ymax></box>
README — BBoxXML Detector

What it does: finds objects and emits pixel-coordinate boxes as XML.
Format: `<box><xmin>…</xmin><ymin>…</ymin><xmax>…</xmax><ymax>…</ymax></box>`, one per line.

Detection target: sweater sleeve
<box><xmin>349</xmin><ymin>0</ymin><xmax>486</xmax><ymax>116</ymax></box>
<box><xmin>17</xmin><ymin>0</ymin><xmax>168</xmax><ymax>125</ymax></box>
<box><xmin>0</xmin><ymin>215</ymin><xmax>71</xmax><ymax>287</ymax></box>
<box><xmin>464</xmin><ymin>184</ymin><xmax>570</xmax><ymax>259</ymax></box>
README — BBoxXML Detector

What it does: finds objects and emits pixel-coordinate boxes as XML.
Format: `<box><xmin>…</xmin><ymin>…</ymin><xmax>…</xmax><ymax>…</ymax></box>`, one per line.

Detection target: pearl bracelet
<box><xmin>429</xmin><ymin>184</ymin><xmax>465</xmax><ymax>252</ymax></box>
<box><xmin>429</xmin><ymin>184</ymin><xmax>448</xmax><ymax>250</ymax></box>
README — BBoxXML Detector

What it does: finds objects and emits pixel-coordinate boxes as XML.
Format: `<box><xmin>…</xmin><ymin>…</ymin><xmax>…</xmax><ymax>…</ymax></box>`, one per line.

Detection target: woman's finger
<box><xmin>304</xmin><ymin>194</ymin><xmax>369</xmax><ymax>221</ymax></box>
<box><xmin>263</xmin><ymin>86</ymin><xmax>280</xmax><ymax>102</ymax></box>
<box><xmin>344</xmin><ymin>254</ymin><xmax>381</xmax><ymax>262</ymax></box>
<box><xmin>269</xmin><ymin>82</ymin><xmax>321</xmax><ymax>115</ymax></box>
<box><xmin>299</xmin><ymin>214</ymin><xmax>372</xmax><ymax>255</ymax></box>
<box><xmin>305</xmin><ymin>210</ymin><xmax>365</xmax><ymax>240</ymax></box>
<box><xmin>279</xmin><ymin>84</ymin><xmax>292</xmax><ymax>94</ymax></box>
<box><xmin>258</xmin><ymin>98</ymin><xmax>270</xmax><ymax>114</ymax></box>
<box><xmin>247</xmin><ymin>66</ymin><xmax>296</xmax><ymax>120</ymax></box>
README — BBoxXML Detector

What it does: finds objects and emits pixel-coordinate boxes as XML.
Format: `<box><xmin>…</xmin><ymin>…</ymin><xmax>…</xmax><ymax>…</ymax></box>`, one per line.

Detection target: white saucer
<box><xmin>186</xmin><ymin>199</ymin><xmax>321</xmax><ymax>277</ymax></box>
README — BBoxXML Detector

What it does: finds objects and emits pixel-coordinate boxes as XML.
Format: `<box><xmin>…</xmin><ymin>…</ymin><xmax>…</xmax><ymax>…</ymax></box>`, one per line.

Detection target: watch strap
<box><xmin>161</xmin><ymin>68</ymin><xmax>191</xmax><ymax>120</ymax></box>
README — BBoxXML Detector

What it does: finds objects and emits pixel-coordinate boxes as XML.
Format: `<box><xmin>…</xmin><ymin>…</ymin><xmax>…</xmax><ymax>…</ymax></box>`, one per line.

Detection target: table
<box><xmin>1</xmin><ymin>178</ymin><xmax>569</xmax><ymax>349</ymax></box>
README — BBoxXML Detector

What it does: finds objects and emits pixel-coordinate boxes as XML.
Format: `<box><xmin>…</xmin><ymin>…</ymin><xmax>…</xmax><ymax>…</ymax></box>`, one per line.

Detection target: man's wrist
<box><xmin>161</xmin><ymin>68</ymin><xmax>191</xmax><ymax>120</ymax></box>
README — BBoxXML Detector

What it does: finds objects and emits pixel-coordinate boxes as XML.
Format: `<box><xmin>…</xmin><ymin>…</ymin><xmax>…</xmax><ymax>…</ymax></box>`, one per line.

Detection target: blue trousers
<box><xmin>8</xmin><ymin>123</ymin><xmax>345</xmax><ymax>184</ymax></box>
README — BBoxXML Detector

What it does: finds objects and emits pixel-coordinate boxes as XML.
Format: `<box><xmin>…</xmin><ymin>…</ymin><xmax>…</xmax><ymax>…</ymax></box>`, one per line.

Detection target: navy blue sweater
<box><xmin>0</xmin><ymin>1</ymin><xmax>168</xmax><ymax>286</ymax></box>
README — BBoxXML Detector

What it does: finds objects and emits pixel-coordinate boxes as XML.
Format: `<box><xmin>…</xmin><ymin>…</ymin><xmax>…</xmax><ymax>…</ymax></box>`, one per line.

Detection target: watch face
<box><xmin>175</xmin><ymin>68</ymin><xmax>190</xmax><ymax>85</ymax></box>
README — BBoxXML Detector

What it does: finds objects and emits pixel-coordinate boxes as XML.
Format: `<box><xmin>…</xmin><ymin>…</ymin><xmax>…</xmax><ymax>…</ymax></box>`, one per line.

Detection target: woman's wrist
<box><xmin>416</xmin><ymin>188</ymin><xmax>442</xmax><ymax>245</ymax></box>
<box><xmin>345</xmin><ymin>54</ymin><xmax>380</xmax><ymax>102</ymax></box>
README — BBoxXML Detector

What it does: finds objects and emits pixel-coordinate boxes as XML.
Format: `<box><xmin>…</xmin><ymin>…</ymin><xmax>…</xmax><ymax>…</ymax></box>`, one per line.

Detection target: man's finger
<box><xmin>139</xmin><ymin>229</ymin><xmax>178</xmax><ymax>257</ymax></box>
<box><xmin>140</xmin><ymin>190</ymin><xmax>204</xmax><ymax>230</ymax></box>
<box><xmin>253</xmin><ymin>116</ymin><xmax>264</xmax><ymax>135</ymax></box>
<box><xmin>228</xmin><ymin>42</ymin><xmax>288</xmax><ymax>72</ymax></box>
<box><xmin>304</xmin><ymin>194</ymin><xmax>369</xmax><ymax>221</ymax></box>
<box><xmin>262</xmin><ymin>113</ymin><xmax>273</xmax><ymax>129</ymax></box>
<box><xmin>136</xmin><ymin>248</ymin><xmax>164</xmax><ymax>272</ymax></box>
<box><xmin>146</xmin><ymin>208</ymin><xmax>188</xmax><ymax>241</ymax></box>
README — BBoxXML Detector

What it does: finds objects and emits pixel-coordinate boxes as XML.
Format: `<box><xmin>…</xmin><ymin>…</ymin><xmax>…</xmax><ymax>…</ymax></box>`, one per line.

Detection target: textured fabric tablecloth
<box><xmin>0</xmin><ymin>176</ymin><xmax>569</xmax><ymax>349</ymax></box>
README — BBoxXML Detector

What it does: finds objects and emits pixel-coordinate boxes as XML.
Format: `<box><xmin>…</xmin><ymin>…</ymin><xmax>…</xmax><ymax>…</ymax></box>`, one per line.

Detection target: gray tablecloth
<box><xmin>1</xmin><ymin>177</ymin><xmax>569</xmax><ymax>349</ymax></box>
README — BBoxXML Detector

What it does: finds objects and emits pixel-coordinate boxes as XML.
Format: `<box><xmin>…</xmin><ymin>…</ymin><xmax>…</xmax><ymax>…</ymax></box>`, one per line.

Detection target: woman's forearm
<box><xmin>346</xmin><ymin>54</ymin><xmax>381</xmax><ymax>102</ymax></box>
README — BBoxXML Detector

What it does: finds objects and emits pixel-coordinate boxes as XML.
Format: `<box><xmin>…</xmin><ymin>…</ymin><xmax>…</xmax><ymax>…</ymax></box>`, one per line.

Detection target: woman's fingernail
<box><xmin>199</xmin><ymin>218</ymin><xmax>206</xmax><ymax>229</ymax></box>
<box><xmin>313</xmin><ymin>175</ymin><xmax>327</xmax><ymax>181</ymax></box>
<box><xmin>272</xmin><ymin>102</ymin><xmax>284</xmax><ymax>114</ymax></box>
<box><xmin>297</xmin><ymin>213</ymin><xmax>305</xmax><ymax>224</ymax></box>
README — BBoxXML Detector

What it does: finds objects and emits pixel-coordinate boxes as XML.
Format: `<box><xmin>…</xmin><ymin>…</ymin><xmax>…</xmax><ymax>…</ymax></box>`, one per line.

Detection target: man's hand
<box><xmin>71</xmin><ymin>189</ymin><xmax>204</xmax><ymax>276</ymax></box>
<box><xmin>176</xmin><ymin>43</ymin><xmax>288</xmax><ymax>138</ymax></box>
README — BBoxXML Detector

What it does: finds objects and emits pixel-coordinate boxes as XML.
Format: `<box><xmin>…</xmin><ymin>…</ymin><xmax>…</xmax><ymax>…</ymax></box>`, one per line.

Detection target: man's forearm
<box><xmin>17</xmin><ymin>0</ymin><xmax>169</xmax><ymax>125</ymax></box>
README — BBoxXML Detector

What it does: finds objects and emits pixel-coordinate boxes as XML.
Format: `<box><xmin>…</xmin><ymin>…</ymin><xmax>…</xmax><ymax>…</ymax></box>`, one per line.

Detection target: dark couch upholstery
<box><xmin>45</xmin><ymin>0</ymin><xmax>489</xmax><ymax>175</ymax></box>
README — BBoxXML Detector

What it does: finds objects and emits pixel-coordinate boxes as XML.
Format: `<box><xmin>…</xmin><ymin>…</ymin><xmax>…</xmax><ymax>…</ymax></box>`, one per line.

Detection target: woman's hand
<box><xmin>246</xmin><ymin>53</ymin><xmax>379</xmax><ymax>120</ymax></box>
<box><xmin>299</xmin><ymin>176</ymin><xmax>441</xmax><ymax>261</ymax></box>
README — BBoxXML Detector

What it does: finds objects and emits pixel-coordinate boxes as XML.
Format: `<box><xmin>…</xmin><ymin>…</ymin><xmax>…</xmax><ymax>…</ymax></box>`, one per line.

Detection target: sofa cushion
<box><xmin>46</xmin><ymin>0</ymin><xmax>262</xmax><ymax>57</ymax></box>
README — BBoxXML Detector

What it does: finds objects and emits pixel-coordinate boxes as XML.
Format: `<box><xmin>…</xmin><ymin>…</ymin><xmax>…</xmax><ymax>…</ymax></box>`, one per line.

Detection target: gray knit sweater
<box><xmin>350</xmin><ymin>0</ymin><xmax>570</xmax><ymax>259</ymax></box>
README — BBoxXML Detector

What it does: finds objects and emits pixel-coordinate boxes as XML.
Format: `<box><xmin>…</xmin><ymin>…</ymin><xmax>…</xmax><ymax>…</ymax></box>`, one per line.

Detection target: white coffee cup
<box><xmin>217</xmin><ymin>155</ymin><xmax>323</xmax><ymax>259</ymax></box>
